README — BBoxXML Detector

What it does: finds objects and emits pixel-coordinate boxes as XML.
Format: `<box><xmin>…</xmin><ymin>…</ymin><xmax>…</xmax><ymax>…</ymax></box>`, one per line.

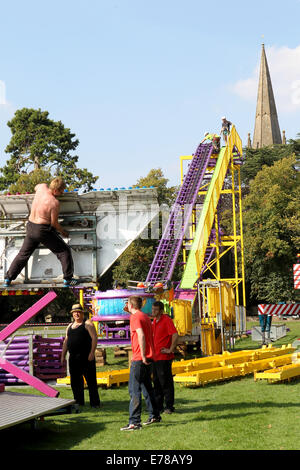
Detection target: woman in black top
<box><xmin>61</xmin><ymin>304</ymin><xmax>100</xmax><ymax>408</ymax></box>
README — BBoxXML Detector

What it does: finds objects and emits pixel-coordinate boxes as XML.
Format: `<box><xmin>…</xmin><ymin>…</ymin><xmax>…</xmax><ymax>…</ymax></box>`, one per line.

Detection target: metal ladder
<box><xmin>146</xmin><ymin>142</ymin><xmax>214</xmax><ymax>285</ymax></box>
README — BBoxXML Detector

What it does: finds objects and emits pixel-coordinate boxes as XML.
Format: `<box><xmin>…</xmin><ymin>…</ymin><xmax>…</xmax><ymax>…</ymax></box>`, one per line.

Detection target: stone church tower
<box><xmin>252</xmin><ymin>44</ymin><xmax>282</xmax><ymax>148</ymax></box>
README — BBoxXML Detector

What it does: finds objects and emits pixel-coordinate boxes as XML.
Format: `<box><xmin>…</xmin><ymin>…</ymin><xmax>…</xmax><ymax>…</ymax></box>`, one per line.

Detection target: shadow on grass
<box><xmin>0</xmin><ymin>414</ymin><xmax>106</xmax><ymax>451</ymax></box>
<box><xmin>173</xmin><ymin>398</ymin><xmax>300</xmax><ymax>422</ymax></box>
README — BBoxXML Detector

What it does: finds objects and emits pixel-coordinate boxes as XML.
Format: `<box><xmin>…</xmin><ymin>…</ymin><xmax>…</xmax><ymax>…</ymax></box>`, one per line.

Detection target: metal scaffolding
<box><xmin>180</xmin><ymin>126</ymin><xmax>246</xmax><ymax>308</ymax></box>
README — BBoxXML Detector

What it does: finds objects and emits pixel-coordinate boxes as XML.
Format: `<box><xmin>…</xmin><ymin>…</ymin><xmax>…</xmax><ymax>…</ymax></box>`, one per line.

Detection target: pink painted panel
<box><xmin>0</xmin><ymin>291</ymin><xmax>57</xmax><ymax>342</ymax></box>
<box><xmin>0</xmin><ymin>358</ymin><xmax>59</xmax><ymax>397</ymax></box>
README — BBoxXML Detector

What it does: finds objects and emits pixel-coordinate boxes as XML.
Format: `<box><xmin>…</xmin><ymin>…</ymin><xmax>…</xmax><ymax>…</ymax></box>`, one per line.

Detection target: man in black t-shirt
<box><xmin>61</xmin><ymin>303</ymin><xmax>100</xmax><ymax>408</ymax></box>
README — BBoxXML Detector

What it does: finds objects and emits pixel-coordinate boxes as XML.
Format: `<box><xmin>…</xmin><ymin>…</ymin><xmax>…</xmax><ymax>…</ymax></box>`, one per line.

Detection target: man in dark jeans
<box><xmin>152</xmin><ymin>301</ymin><xmax>178</xmax><ymax>414</ymax></box>
<box><xmin>120</xmin><ymin>296</ymin><xmax>161</xmax><ymax>431</ymax></box>
<box><xmin>4</xmin><ymin>177</ymin><xmax>78</xmax><ymax>287</ymax></box>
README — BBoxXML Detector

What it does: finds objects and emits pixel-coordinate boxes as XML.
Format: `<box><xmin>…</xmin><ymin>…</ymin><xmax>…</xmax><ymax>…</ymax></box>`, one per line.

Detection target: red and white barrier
<box><xmin>294</xmin><ymin>264</ymin><xmax>300</xmax><ymax>289</ymax></box>
<box><xmin>258</xmin><ymin>303</ymin><xmax>300</xmax><ymax>317</ymax></box>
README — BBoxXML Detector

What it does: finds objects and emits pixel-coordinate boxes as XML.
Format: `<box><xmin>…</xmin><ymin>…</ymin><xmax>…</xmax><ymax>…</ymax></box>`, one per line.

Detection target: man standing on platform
<box><xmin>220</xmin><ymin>116</ymin><xmax>232</xmax><ymax>143</ymax></box>
<box><xmin>4</xmin><ymin>177</ymin><xmax>78</xmax><ymax>287</ymax></box>
<box><xmin>120</xmin><ymin>296</ymin><xmax>161</xmax><ymax>431</ymax></box>
<box><xmin>152</xmin><ymin>301</ymin><xmax>178</xmax><ymax>414</ymax></box>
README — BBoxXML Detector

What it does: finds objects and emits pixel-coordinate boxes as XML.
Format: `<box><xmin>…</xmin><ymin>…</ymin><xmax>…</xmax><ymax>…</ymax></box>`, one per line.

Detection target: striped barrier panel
<box><xmin>294</xmin><ymin>264</ymin><xmax>300</xmax><ymax>289</ymax></box>
<box><xmin>258</xmin><ymin>304</ymin><xmax>300</xmax><ymax>317</ymax></box>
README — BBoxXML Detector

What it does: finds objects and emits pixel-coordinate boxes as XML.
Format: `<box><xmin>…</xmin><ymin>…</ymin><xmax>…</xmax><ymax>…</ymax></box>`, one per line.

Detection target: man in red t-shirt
<box><xmin>152</xmin><ymin>301</ymin><xmax>178</xmax><ymax>414</ymax></box>
<box><xmin>120</xmin><ymin>296</ymin><xmax>161</xmax><ymax>431</ymax></box>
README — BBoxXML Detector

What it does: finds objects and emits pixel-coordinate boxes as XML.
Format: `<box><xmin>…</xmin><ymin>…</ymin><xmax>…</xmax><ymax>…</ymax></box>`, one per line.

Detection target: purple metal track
<box><xmin>146</xmin><ymin>143</ymin><xmax>214</xmax><ymax>285</ymax></box>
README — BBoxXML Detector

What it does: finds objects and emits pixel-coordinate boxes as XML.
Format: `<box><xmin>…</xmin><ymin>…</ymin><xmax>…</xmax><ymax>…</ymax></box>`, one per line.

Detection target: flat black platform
<box><xmin>0</xmin><ymin>282</ymin><xmax>97</xmax><ymax>291</ymax></box>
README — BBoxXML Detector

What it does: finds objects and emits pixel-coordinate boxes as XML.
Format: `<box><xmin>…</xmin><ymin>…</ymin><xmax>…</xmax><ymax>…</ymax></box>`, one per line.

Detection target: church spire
<box><xmin>252</xmin><ymin>44</ymin><xmax>282</xmax><ymax>148</ymax></box>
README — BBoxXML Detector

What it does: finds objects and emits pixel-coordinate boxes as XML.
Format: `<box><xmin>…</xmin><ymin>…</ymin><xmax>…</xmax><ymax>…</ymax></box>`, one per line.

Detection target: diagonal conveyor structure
<box><xmin>146</xmin><ymin>126</ymin><xmax>242</xmax><ymax>291</ymax></box>
<box><xmin>146</xmin><ymin>142</ymin><xmax>214</xmax><ymax>285</ymax></box>
<box><xmin>180</xmin><ymin>126</ymin><xmax>242</xmax><ymax>289</ymax></box>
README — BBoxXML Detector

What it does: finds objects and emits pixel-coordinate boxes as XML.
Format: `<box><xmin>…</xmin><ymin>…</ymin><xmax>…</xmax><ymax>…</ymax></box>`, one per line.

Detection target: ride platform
<box><xmin>0</xmin><ymin>390</ymin><xmax>75</xmax><ymax>431</ymax></box>
<box><xmin>0</xmin><ymin>281</ymin><xmax>96</xmax><ymax>291</ymax></box>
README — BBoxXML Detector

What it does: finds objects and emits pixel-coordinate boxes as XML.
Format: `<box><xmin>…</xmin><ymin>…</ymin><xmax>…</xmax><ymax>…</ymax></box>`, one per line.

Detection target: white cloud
<box><xmin>0</xmin><ymin>80</ymin><xmax>6</xmax><ymax>105</ymax></box>
<box><xmin>230</xmin><ymin>45</ymin><xmax>300</xmax><ymax>112</ymax></box>
<box><xmin>0</xmin><ymin>80</ymin><xmax>16</xmax><ymax>120</ymax></box>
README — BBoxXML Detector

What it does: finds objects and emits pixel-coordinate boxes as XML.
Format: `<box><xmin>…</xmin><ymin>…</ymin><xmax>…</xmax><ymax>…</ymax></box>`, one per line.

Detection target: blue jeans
<box><xmin>128</xmin><ymin>360</ymin><xmax>159</xmax><ymax>425</ymax></box>
<box><xmin>258</xmin><ymin>314</ymin><xmax>272</xmax><ymax>332</ymax></box>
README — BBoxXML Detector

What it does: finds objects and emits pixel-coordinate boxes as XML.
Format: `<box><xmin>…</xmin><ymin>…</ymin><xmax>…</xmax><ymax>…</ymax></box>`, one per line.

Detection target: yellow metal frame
<box><xmin>57</xmin><ymin>368</ymin><xmax>130</xmax><ymax>388</ymax></box>
<box><xmin>57</xmin><ymin>345</ymin><xmax>295</xmax><ymax>388</ymax></box>
<box><xmin>254</xmin><ymin>360</ymin><xmax>300</xmax><ymax>383</ymax></box>
<box><xmin>174</xmin><ymin>349</ymin><xmax>297</xmax><ymax>387</ymax></box>
<box><xmin>180</xmin><ymin>127</ymin><xmax>246</xmax><ymax>307</ymax></box>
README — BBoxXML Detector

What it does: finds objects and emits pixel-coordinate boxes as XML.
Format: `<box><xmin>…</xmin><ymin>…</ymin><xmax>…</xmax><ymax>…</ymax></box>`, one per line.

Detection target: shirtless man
<box><xmin>4</xmin><ymin>177</ymin><xmax>77</xmax><ymax>287</ymax></box>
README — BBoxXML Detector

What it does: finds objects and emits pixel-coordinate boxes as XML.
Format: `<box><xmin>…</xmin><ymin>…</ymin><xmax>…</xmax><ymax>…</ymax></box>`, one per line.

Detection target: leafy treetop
<box><xmin>0</xmin><ymin>107</ymin><xmax>98</xmax><ymax>192</ymax></box>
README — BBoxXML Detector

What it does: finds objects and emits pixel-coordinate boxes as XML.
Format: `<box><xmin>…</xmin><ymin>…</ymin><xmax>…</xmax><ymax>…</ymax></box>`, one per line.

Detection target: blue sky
<box><xmin>1</xmin><ymin>0</ymin><xmax>300</xmax><ymax>189</ymax></box>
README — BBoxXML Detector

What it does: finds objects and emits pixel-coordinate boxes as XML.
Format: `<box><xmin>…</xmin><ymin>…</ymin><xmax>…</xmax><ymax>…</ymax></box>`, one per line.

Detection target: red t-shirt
<box><xmin>130</xmin><ymin>310</ymin><xmax>155</xmax><ymax>361</ymax></box>
<box><xmin>152</xmin><ymin>314</ymin><xmax>178</xmax><ymax>361</ymax></box>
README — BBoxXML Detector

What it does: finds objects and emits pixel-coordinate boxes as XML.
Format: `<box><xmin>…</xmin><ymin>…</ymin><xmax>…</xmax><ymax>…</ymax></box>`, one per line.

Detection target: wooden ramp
<box><xmin>0</xmin><ymin>391</ymin><xmax>75</xmax><ymax>431</ymax></box>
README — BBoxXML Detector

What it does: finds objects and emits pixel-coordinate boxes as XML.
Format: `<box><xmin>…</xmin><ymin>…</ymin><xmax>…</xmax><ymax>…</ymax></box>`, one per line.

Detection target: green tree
<box><xmin>0</xmin><ymin>108</ymin><xmax>98</xmax><ymax>192</ymax></box>
<box><xmin>133</xmin><ymin>168</ymin><xmax>178</xmax><ymax>206</ymax></box>
<box><xmin>241</xmin><ymin>143</ymin><xmax>294</xmax><ymax>185</ymax></box>
<box><xmin>288</xmin><ymin>133</ymin><xmax>300</xmax><ymax>155</ymax></box>
<box><xmin>243</xmin><ymin>155</ymin><xmax>300</xmax><ymax>303</ymax></box>
<box><xmin>111</xmin><ymin>242</ymin><xmax>156</xmax><ymax>286</ymax></box>
<box><xmin>7</xmin><ymin>168</ymin><xmax>52</xmax><ymax>194</ymax></box>
<box><xmin>220</xmin><ymin>136</ymin><xmax>300</xmax><ymax>303</ymax></box>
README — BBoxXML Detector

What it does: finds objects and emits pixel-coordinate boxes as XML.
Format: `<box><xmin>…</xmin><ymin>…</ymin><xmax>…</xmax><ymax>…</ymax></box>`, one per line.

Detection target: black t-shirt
<box><xmin>222</xmin><ymin>120</ymin><xmax>232</xmax><ymax>131</ymax></box>
<box><xmin>67</xmin><ymin>321</ymin><xmax>91</xmax><ymax>358</ymax></box>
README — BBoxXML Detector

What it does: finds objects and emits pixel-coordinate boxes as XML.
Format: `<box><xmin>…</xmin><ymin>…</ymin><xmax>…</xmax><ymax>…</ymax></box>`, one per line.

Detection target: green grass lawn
<box><xmin>2</xmin><ymin>320</ymin><xmax>300</xmax><ymax>451</ymax></box>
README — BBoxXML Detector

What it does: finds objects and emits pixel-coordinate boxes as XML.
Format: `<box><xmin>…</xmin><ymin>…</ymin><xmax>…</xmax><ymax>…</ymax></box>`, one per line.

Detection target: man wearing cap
<box><xmin>220</xmin><ymin>117</ymin><xmax>232</xmax><ymax>143</ymax></box>
<box><xmin>200</xmin><ymin>132</ymin><xmax>221</xmax><ymax>154</ymax></box>
<box><xmin>61</xmin><ymin>303</ymin><xmax>100</xmax><ymax>408</ymax></box>
<box><xmin>151</xmin><ymin>301</ymin><xmax>178</xmax><ymax>414</ymax></box>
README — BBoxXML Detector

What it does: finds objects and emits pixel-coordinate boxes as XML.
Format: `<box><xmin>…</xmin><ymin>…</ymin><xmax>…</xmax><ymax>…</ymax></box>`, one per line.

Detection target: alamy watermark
<box><xmin>95</xmin><ymin>194</ymin><xmax>203</xmax><ymax>243</ymax></box>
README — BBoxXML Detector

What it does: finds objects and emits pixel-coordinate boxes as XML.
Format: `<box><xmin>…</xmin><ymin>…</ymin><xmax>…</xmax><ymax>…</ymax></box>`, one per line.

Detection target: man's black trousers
<box><xmin>6</xmin><ymin>221</ymin><xmax>74</xmax><ymax>281</ymax></box>
<box><xmin>69</xmin><ymin>355</ymin><xmax>100</xmax><ymax>407</ymax></box>
<box><xmin>152</xmin><ymin>360</ymin><xmax>175</xmax><ymax>412</ymax></box>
